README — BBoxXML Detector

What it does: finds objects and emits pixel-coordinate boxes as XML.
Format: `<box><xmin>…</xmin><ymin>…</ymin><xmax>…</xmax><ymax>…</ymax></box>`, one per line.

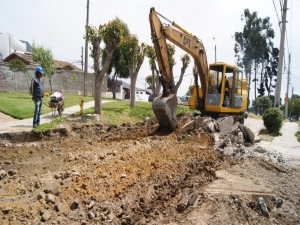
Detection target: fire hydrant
<box><xmin>79</xmin><ymin>96</ymin><xmax>84</xmax><ymax>115</ymax></box>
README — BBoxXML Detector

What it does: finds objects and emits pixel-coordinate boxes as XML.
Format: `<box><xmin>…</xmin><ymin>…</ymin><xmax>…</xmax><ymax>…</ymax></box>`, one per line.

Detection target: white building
<box><xmin>0</xmin><ymin>33</ymin><xmax>27</xmax><ymax>60</ymax></box>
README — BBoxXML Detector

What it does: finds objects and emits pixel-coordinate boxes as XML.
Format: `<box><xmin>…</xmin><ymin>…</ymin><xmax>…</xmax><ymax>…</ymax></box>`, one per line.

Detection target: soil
<box><xmin>0</xmin><ymin>114</ymin><xmax>299</xmax><ymax>225</ymax></box>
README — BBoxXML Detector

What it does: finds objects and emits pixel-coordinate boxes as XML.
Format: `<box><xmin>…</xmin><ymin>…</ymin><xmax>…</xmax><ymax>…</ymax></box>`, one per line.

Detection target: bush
<box><xmin>262</xmin><ymin>107</ymin><xmax>283</xmax><ymax>135</ymax></box>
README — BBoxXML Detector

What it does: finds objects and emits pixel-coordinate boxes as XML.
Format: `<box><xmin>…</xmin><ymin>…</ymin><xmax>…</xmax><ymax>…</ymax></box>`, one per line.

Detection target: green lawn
<box><xmin>0</xmin><ymin>92</ymin><xmax>199</xmax><ymax>124</ymax></box>
<box><xmin>0</xmin><ymin>92</ymin><xmax>95</xmax><ymax>119</ymax></box>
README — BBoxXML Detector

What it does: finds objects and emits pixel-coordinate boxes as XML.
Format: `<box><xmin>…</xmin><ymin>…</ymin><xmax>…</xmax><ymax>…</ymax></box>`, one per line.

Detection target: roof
<box><xmin>3</xmin><ymin>52</ymin><xmax>82</xmax><ymax>71</ymax></box>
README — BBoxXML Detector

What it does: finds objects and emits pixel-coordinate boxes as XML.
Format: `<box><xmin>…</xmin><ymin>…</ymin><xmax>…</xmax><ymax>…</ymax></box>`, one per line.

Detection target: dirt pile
<box><xmin>0</xmin><ymin>114</ymin><xmax>299</xmax><ymax>224</ymax></box>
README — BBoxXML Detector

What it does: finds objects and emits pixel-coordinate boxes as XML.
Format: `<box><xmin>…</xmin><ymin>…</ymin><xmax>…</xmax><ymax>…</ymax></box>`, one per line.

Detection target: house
<box><xmin>107</xmin><ymin>77</ymin><xmax>153</xmax><ymax>101</ymax></box>
<box><xmin>3</xmin><ymin>52</ymin><xmax>82</xmax><ymax>71</ymax></box>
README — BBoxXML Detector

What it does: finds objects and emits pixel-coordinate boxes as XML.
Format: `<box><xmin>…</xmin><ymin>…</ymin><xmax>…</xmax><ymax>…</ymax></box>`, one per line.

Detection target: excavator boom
<box><xmin>149</xmin><ymin>7</ymin><xmax>208</xmax><ymax>130</ymax></box>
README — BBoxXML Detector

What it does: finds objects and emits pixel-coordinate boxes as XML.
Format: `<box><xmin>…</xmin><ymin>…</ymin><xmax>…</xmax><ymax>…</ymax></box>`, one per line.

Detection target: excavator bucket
<box><xmin>152</xmin><ymin>94</ymin><xmax>178</xmax><ymax>130</ymax></box>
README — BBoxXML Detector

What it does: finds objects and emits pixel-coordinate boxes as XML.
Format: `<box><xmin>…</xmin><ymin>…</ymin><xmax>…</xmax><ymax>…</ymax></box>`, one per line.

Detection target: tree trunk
<box><xmin>112</xmin><ymin>72</ymin><xmax>117</xmax><ymax>99</ymax></box>
<box><xmin>94</xmin><ymin>71</ymin><xmax>103</xmax><ymax>114</ymax></box>
<box><xmin>151</xmin><ymin>68</ymin><xmax>156</xmax><ymax>97</ymax></box>
<box><xmin>130</xmin><ymin>74</ymin><xmax>137</xmax><ymax>108</ymax></box>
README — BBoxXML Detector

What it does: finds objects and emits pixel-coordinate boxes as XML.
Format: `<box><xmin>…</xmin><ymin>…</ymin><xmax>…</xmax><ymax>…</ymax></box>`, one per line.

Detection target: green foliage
<box><xmin>253</xmin><ymin>96</ymin><xmax>272</xmax><ymax>114</ymax></box>
<box><xmin>31</xmin><ymin>43</ymin><xmax>56</xmax><ymax>78</ymax></box>
<box><xmin>296</xmin><ymin>131</ymin><xmax>300</xmax><ymax>142</ymax></box>
<box><xmin>234</xmin><ymin>8</ymin><xmax>276</xmax><ymax>100</ymax></box>
<box><xmin>262</xmin><ymin>107</ymin><xmax>283</xmax><ymax>135</ymax></box>
<box><xmin>33</xmin><ymin>117</ymin><xmax>67</xmax><ymax>134</ymax></box>
<box><xmin>9</xmin><ymin>58</ymin><xmax>28</xmax><ymax>74</ymax></box>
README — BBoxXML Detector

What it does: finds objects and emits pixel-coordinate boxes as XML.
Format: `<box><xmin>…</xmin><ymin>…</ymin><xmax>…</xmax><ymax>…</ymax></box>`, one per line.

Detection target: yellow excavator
<box><xmin>149</xmin><ymin>8</ymin><xmax>248</xmax><ymax>130</ymax></box>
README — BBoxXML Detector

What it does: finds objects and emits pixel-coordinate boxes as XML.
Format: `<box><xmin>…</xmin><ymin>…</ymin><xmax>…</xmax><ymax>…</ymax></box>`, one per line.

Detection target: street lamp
<box><xmin>213</xmin><ymin>37</ymin><xmax>216</xmax><ymax>63</ymax></box>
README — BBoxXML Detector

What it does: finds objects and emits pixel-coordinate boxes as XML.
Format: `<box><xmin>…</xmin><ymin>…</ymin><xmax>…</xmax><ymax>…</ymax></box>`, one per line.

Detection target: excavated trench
<box><xmin>0</xmin><ymin>115</ymin><xmax>299</xmax><ymax>224</ymax></box>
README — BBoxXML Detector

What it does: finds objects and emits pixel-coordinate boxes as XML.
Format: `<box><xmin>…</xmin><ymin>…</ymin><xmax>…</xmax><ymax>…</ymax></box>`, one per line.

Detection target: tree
<box><xmin>102</xmin><ymin>18</ymin><xmax>130</xmax><ymax>99</ymax></box>
<box><xmin>234</xmin><ymin>9</ymin><xmax>275</xmax><ymax>110</ymax></box>
<box><xmin>145</xmin><ymin>45</ymin><xmax>161</xmax><ymax>97</ymax></box>
<box><xmin>172</xmin><ymin>53</ymin><xmax>191</xmax><ymax>94</ymax></box>
<box><xmin>264</xmin><ymin>47</ymin><xmax>279</xmax><ymax>96</ymax></box>
<box><xmin>31</xmin><ymin>43</ymin><xmax>56</xmax><ymax>93</ymax></box>
<box><xmin>145</xmin><ymin>43</ymin><xmax>191</xmax><ymax>97</ymax></box>
<box><xmin>86</xmin><ymin>18</ymin><xmax>124</xmax><ymax>114</ymax></box>
<box><xmin>121</xmin><ymin>34</ymin><xmax>146</xmax><ymax>108</ymax></box>
<box><xmin>9</xmin><ymin>58</ymin><xmax>28</xmax><ymax>92</ymax></box>
<box><xmin>252</xmin><ymin>95</ymin><xmax>272</xmax><ymax>115</ymax></box>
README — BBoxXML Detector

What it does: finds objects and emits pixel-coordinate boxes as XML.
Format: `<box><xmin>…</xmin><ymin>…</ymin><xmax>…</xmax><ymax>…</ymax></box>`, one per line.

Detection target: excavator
<box><xmin>149</xmin><ymin>8</ymin><xmax>248</xmax><ymax>130</ymax></box>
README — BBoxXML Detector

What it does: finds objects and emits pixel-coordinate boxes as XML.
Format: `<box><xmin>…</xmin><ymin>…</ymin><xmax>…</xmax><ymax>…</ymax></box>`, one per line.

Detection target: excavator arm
<box><xmin>149</xmin><ymin>7</ymin><xmax>209</xmax><ymax>130</ymax></box>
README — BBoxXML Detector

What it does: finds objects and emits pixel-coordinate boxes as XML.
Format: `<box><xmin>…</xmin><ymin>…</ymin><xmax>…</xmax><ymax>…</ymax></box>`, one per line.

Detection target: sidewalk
<box><xmin>245</xmin><ymin>118</ymin><xmax>300</xmax><ymax>164</ymax></box>
<box><xmin>0</xmin><ymin>101</ymin><xmax>100</xmax><ymax>134</ymax></box>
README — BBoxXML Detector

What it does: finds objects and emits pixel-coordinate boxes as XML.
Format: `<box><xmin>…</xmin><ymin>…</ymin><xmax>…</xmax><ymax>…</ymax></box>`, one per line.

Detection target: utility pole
<box><xmin>274</xmin><ymin>0</ymin><xmax>288</xmax><ymax>107</ymax></box>
<box><xmin>81</xmin><ymin>46</ymin><xmax>83</xmax><ymax>70</ymax></box>
<box><xmin>84</xmin><ymin>0</ymin><xmax>89</xmax><ymax>96</ymax></box>
<box><xmin>213</xmin><ymin>37</ymin><xmax>216</xmax><ymax>63</ymax></box>
<box><xmin>290</xmin><ymin>87</ymin><xmax>293</xmax><ymax>119</ymax></box>
<box><xmin>284</xmin><ymin>54</ymin><xmax>291</xmax><ymax>119</ymax></box>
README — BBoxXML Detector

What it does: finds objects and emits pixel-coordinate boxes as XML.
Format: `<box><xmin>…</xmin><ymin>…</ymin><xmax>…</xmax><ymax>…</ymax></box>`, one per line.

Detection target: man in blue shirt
<box><xmin>31</xmin><ymin>66</ymin><xmax>44</xmax><ymax>128</ymax></box>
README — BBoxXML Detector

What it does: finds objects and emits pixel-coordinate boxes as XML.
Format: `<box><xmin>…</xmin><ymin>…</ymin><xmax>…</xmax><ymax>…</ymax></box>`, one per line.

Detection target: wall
<box><xmin>0</xmin><ymin>62</ymin><xmax>107</xmax><ymax>96</ymax></box>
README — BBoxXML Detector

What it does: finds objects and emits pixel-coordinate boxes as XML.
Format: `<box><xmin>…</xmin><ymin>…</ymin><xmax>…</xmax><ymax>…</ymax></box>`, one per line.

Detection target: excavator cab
<box><xmin>201</xmin><ymin>62</ymin><xmax>247</xmax><ymax>118</ymax></box>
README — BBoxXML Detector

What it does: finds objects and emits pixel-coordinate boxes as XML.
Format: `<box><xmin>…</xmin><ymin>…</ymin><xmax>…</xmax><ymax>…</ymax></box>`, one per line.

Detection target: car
<box><xmin>148</xmin><ymin>94</ymin><xmax>154</xmax><ymax>102</ymax></box>
<box><xmin>179</xmin><ymin>96</ymin><xmax>189</xmax><ymax>106</ymax></box>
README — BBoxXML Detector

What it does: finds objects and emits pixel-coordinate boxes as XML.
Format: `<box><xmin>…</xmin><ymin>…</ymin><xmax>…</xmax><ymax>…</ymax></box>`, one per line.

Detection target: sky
<box><xmin>1</xmin><ymin>0</ymin><xmax>299</xmax><ymax>104</ymax></box>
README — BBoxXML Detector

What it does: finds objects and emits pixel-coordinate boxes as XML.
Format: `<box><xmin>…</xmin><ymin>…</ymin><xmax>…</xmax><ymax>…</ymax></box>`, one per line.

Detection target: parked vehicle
<box><xmin>148</xmin><ymin>94</ymin><xmax>154</xmax><ymax>102</ymax></box>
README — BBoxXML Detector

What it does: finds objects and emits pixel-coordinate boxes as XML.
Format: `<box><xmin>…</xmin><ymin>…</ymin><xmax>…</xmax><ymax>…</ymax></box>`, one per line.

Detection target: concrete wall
<box><xmin>0</xmin><ymin>62</ymin><xmax>107</xmax><ymax>96</ymax></box>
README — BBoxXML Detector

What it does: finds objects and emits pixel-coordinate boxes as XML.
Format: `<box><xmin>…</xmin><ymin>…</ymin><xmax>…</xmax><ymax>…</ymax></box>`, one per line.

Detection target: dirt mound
<box><xmin>0</xmin><ymin>114</ymin><xmax>299</xmax><ymax>224</ymax></box>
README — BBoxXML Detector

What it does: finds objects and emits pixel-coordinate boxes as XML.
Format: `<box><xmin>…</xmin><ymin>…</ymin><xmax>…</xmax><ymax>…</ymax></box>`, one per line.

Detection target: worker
<box><xmin>218</xmin><ymin>76</ymin><xmax>230</xmax><ymax>106</ymax></box>
<box><xmin>31</xmin><ymin>66</ymin><xmax>44</xmax><ymax>128</ymax></box>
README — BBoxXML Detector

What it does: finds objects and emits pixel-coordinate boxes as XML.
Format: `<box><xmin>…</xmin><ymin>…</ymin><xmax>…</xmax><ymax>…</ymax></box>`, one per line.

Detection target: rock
<box><xmin>253</xmin><ymin>146</ymin><xmax>267</xmax><ymax>153</ymax></box>
<box><xmin>37</xmin><ymin>192</ymin><xmax>46</xmax><ymax>200</ymax></box>
<box><xmin>54</xmin><ymin>203</ymin><xmax>62</xmax><ymax>212</ymax></box>
<box><xmin>70</xmin><ymin>198</ymin><xmax>80</xmax><ymax>210</ymax></box>
<box><xmin>218</xmin><ymin>116</ymin><xmax>234</xmax><ymax>135</ymax></box>
<box><xmin>88</xmin><ymin>200</ymin><xmax>95</xmax><ymax>210</ymax></box>
<box><xmin>121</xmin><ymin>174</ymin><xmax>127</xmax><ymax>179</ymax></box>
<box><xmin>8</xmin><ymin>170</ymin><xmax>16</xmax><ymax>176</ymax></box>
<box><xmin>223</xmin><ymin>147</ymin><xmax>234</xmax><ymax>156</ymax></box>
<box><xmin>41</xmin><ymin>210</ymin><xmax>51</xmax><ymax>221</ymax></box>
<box><xmin>258</xmin><ymin>197</ymin><xmax>269</xmax><ymax>218</ymax></box>
<box><xmin>237</xmin><ymin>132</ymin><xmax>244</xmax><ymax>144</ymax></box>
<box><xmin>207</xmin><ymin>122</ymin><xmax>215</xmax><ymax>133</ymax></box>
<box><xmin>0</xmin><ymin>170</ymin><xmax>7</xmax><ymax>180</ymax></box>
<box><xmin>68</xmin><ymin>152</ymin><xmax>75</xmax><ymax>161</ymax></box>
<box><xmin>195</xmin><ymin>116</ymin><xmax>204</xmax><ymax>128</ymax></box>
<box><xmin>239</xmin><ymin>124</ymin><xmax>255</xmax><ymax>145</ymax></box>
<box><xmin>276</xmin><ymin>198</ymin><xmax>283</xmax><ymax>208</ymax></box>
<box><xmin>46</xmin><ymin>194</ymin><xmax>56</xmax><ymax>204</ymax></box>
<box><xmin>179</xmin><ymin>120</ymin><xmax>196</xmax><ymax>134</ymax></box>
<box><xmin>88</xmin><ymin>211</ymin><xmax>95</xmax><ymax>219</ymax></box>
<box><xmin>213</xmin><ymin>133</ymin><xmax>220</xmax><ymax>142</ymax></box>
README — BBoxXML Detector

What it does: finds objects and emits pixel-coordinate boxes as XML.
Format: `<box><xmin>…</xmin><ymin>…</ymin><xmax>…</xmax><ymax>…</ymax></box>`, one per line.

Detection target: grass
<box><xmin>85</xmin><ymin>100</ymin><xmax>198</xmax><ymax>125</ymax></box>
<box><xmin>33</xmin><ymin>116</ymin><xmax>68</xmax><ymax>133</ymax></box>
<box><xmin>0</xmin><ymin>92</ymin><xmax>95</xmax><ymax>119</ymax></box>
<box><xmin>296</xmin><ymin>131</ymin><xmax>300</xmax><ymax>142</ymax></box>
<box><xmin>248</xmin><ymin>112</ymin><xmax>262</xmax><ymax>119</ymax></box>
<box><xmin>1</xmin><ymin>91</ymin><xmax>200</xmax><ymax>129</ymax></box>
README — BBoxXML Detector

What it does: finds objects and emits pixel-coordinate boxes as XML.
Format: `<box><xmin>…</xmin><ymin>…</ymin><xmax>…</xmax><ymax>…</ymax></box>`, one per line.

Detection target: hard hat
<box><xmin>36</xmin><ymin>66</ymin><xmax>43</xmax><ymax>74</ymax></box>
